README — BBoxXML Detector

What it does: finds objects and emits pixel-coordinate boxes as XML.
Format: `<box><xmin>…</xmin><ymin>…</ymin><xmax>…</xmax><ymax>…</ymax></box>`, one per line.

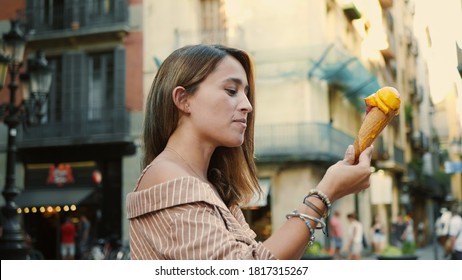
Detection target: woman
<box><xmin>370</xmin><ymin>215</ymin><xmax>385</xmax><ymax>254</ymax></box>
<box><xmin>329</xmin><ymin>210</ymin><xmax>344</xmax><ymax>259</ymax></box>
<box><xmin>346</xmin><ymin>213</ymin><xmax>363</xmax><ymax>260</ymax></box>
<box><xmin>126</xmin><ymin>44</ymin><xmax>373</xmax><ymax>260</ymax></box>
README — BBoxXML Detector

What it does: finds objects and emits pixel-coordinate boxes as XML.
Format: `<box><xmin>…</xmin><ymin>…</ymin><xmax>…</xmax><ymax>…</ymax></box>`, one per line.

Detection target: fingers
<box><xmin>358</xmin><ymin>145</ymin><xmax>373</xmax><ymax>165</ymax></box>
<box><xmin>343</xmin><ymin>145</ymin><xmax>355</xmax><ymax>164</ymax></box>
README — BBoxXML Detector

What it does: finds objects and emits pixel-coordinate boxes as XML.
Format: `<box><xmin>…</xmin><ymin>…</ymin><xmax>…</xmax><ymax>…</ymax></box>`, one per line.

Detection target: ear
<box><xmin>172</xmin><ymin>86</ymin><xmax>190</xmax><ymax>113</ymax></box>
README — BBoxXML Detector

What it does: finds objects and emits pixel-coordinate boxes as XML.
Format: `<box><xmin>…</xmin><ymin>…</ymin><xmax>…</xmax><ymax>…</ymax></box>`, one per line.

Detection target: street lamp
<box><xmin>0</xmin><ymin>20</ymin><xmax>52</xmax><ymax>259</ymax></box>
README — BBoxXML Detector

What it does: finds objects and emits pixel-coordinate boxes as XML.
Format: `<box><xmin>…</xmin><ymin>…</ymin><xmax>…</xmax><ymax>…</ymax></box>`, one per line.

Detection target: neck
<box><xmin>165</xmin><ymin>146</ymin><xmax>208</xmax><ymax>181</ymax></box>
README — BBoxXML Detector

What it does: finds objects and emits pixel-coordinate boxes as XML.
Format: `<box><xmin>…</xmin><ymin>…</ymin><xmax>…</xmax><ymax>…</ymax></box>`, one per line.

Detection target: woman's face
<box><xmin>187</xmin><ymin>55</ymin><xmax>253</xmax><ymax>148</ymax></box>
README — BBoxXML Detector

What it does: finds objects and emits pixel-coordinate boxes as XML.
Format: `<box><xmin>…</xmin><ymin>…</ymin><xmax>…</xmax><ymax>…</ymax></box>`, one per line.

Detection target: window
<box><xmin>88</xmin><ymin>52</ymin><xmax>114</xmax><ymax>120</ymax></box>
<box><xmin>88</xmin><ymin>0</ymin><xmax>114</xmax><ymax>22</ymax></box>
<box><xmin>200</xmin><ymin>0</ymin><xmax>227</xmax><ymax>44</ymax></box>
<box><xmin>44</xmin><ymin>49</ymin><xmax>123</xmax><ymax>126</ymax></box>
<box><xmin>38</xmin><ymin>0</ymin><xmax>65</xmax><ymax>29</ymax></box>
<box><xmin>46</xmin><ymin>56</ymin><xmax>63</xmax><ymax>122</ymax></box>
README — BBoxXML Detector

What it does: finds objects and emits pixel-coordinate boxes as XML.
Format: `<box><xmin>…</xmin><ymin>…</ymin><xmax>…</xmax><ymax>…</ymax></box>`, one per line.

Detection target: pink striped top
<box><xmin>126</xmin><ymin>173</ymin><xmax>276</xmax><ymax>260</ymax></box>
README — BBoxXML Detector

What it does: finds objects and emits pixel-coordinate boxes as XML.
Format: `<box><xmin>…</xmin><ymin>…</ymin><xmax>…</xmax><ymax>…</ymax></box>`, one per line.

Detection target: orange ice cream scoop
<box><xmin>353</xmin><ymin>87</ymin><xmax>401</xmax><ymax>163</ymax></box>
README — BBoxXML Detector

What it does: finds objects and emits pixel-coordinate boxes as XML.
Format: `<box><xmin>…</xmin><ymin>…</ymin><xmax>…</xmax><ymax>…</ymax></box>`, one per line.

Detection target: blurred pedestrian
<box><xmin>435</xmin><ymin>208</ymin><xmax>451</xmax><ymax>247</ymax></box>
<box><xmin>78</xmin><ymin>215</ymin><xmax>91</xmax><ymax>259</ymax></box>
<box><xmin>446</xmin><ymin>203</ymin><xmax>462</xmax><ymax>260</ymax></box>
<box><xmin>402</xmin><ymin>214</ymin><xmax>415</xmax><ymax>244</ymax></box>
<box><xmin>346</xmin><ymin>213</ymin><xmax>363</xmax><ymax>260</ymax></box>
<box><xmin>60</xmin><ymin>216</ymin><xmax>76</xmax><ymax>260</ymax></box>
<box><xmin>370</xmin><ymin>215</ymin><xmax>385</xmax><ymax>254</ymax></box>
<box><xmin>391</xmin><ymin>214</ymin><xmax>406</xmax><ymax>247</ymax></box>
<box><xmin>329</xmin><ymin>210</ymin><xmax>343</xmax><ymax>259</ymax></box>
<box><xmin>416</xmin><ymin>221</ymin><xmax>425</xmax><ymax>246</ymax></box>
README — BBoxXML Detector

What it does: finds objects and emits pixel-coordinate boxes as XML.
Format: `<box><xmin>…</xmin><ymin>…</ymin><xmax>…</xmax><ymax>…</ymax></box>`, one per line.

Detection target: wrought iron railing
<box><xmin>254</xmin><ymin>123</ymin><xmax>354</xmax><ymax>163</ymax></box>
<box><xmin>25</xmin><ymin>0</ymin><xmax>128</xmax><ymax>35</ymax></box>
<box><xmin>17</xmin><ymin>107</ymin><xmax>130</xmax><ymax>148</ymax></box>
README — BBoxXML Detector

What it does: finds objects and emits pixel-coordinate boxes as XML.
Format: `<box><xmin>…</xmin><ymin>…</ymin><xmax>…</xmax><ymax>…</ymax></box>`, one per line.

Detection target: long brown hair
<box><xmin>142</xmin><ymin>44</ymin><xmax>260</xmax><ymax>206</ymax></box>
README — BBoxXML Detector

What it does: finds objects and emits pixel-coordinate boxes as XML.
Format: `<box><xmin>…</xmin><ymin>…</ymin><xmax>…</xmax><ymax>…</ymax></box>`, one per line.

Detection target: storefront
<box><xmin>15</xmin><ymin>158</ymin><xmax>122</xmax><ymax>259</ymax></box>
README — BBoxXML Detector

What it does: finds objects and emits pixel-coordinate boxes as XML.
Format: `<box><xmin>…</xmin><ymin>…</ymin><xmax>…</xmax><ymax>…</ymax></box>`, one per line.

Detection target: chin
<box><xmin>222</xmin><ymin>138</ymin><xmax>245</xmax><ymax>148</ymax></box>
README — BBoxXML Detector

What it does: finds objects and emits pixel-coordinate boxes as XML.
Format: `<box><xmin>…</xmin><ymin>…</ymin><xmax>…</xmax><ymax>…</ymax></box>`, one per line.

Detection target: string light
<box><xmin>17</xmin><ymin>205</ymin><xmax>78</xmax><ymax>214</ymax></box>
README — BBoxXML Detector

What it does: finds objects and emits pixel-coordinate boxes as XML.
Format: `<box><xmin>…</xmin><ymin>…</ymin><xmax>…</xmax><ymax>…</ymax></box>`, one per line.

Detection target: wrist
<box><xmin>315</xmin><ymin>180</ymin><xmax>336</xmax><ymax>203</ymax></box>
<box><xmin>304</xmin><ymin>189</ymin><xmax>332</xmax><ymax>218</ymax></box>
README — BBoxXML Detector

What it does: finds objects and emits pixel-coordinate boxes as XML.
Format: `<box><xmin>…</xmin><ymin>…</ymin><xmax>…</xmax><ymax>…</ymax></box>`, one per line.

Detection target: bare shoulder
<box><xmin>137</xmin><ymin>158</ymin><xmax>189</xmax><ymax>191</ymax></box>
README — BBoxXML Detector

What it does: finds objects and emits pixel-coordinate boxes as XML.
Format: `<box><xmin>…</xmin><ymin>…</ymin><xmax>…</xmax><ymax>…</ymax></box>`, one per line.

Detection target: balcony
<box><xmin>411</xmin><ymin>130</ymin><xmax>430</xmax><ymax>153</ymax></box>
<box><xmin>17</xmin><ymin>107</ymin><xmax>131</xmax><ymax>149</ymax></box>
<box><xmin>374</xmin><ymin>136</ymin><xmax>405</xmax><ymax>172</ymax></box>
<box><xmin>254</xmin><ymin>123</ymin><xmax>354</xmax><ymax>163</ymax></box>
<box><xmin>174</xmin><ymin>27</ymin><xmax>245</xmax><ymax>49</ymax></box>
<box><xmin>25</xmin><ymin>0</ymin><xmax>129</xmax><ymax>45</ymax></box>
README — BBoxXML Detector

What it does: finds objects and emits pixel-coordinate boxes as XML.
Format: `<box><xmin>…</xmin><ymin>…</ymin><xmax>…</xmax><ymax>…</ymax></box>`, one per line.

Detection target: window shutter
<box><xmin>113</xmin><ymin>47</ymin><xmax>126</xmax><ymax>108</ymax></box>
<box><xmin>62</xmin><ymin>52</ymin><xmax>88</xmax><ymax>134</ymax></box>
<box><xmin>25</xmin><ymin>0</ymin><xmax>37</xmax><ymax>30</ymax></box>
<box><xmin>113</xmin><ymin>47</ymin><xmax>127</xmax><ymax>132</ymax></box>
<box><xmin>114</xmin><ymin>0</ymin><xmax>128</xmax><ymax>22</ymax></box>
<box><xmin>65</xmin><ymin>0</ymin><xmax>79</xmax><ymax>29</ymax></box>
<box><xmin>80</xmin><ymin>0</ymin><xmax>91</xmax><ymax>27</ymax></box>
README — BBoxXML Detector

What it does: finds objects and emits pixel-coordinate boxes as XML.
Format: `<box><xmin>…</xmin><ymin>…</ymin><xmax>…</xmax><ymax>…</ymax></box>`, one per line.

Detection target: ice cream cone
<box><xmin>353</xmin><ymin>106</ymin><xmax>397</xmax><ymax>163</ymax></box>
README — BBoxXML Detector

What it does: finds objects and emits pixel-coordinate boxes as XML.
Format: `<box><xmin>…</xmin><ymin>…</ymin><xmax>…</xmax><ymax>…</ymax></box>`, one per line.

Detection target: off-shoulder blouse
<box><xmin>126</xmin><ymin>166</ymin><xmax>275</xmax><ymax>260</ymax></box>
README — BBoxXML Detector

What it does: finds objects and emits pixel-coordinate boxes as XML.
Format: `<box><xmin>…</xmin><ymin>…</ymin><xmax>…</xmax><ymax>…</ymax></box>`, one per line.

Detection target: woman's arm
<box><xmin>263</xmin><ymin>145</ymin><xmax>373</xmax><ymax>259</ymax></box>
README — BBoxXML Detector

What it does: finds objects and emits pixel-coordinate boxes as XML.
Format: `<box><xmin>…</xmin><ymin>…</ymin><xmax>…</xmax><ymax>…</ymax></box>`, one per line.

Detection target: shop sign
<box><xmin>25</xmin><ymin>161</ymin><xmax>99</xmax><ymax>189</ymax></box>
<box><xmin>47</xmin><ymin>163</ymin><xmax>75</xmax><ymax>186</ymax></box>
<box><xmin>444</xmin><ymin>161</ymin><xmax>462</xmax><ymax>174</ymax></box>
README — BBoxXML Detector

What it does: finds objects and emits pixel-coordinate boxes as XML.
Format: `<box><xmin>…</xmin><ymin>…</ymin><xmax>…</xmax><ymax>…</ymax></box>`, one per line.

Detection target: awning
<box><xmin>15</xmin><ymin>187</ymin><xmax>96</xmax><ymax>208</ymax></box>
<box><xmin>308</xmin><ymin>43</ymin><xmax>381</xmax><ymax>111</ymax></box>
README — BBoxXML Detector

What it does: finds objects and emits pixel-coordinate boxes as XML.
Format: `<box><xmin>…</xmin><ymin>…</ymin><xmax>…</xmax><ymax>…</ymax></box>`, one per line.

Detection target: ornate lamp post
<box><xmin>0</xmin><ymin>20</ymin><xmax>52</xmax><ymax>259</ymax></box>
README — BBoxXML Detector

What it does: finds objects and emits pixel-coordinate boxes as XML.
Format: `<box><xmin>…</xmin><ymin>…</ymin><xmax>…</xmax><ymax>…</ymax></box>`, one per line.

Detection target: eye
<box><xmin>225</xmin><ymin>88</ymin><xmax>237</xmax><ymax>96</ymax></box>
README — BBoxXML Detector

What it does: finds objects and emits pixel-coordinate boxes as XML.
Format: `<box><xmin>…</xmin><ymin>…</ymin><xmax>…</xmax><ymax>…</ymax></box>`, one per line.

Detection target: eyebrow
<box><xmin>226</xmin><ymin>77</ymin><xmax>249</xmax><ymax>94</ymax></box>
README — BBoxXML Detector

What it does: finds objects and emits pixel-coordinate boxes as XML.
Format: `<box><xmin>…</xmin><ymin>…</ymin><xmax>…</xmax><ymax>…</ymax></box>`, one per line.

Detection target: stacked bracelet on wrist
<box><xmin>304</xmin><ymin>189</ymin><xmax>332</xmax><ymax>218</ymax></box>
<box><xmin>303</xmin><ymin>197</ymin><xmax>324</xmax><ymax>218</ymax></box>
<box><xmin>285</xmin><ymin>189</ymin><xmax>332</xmax><ymax>247</ymax></box>
<box><xmin>286</xmin><ymin>210</ymin><xmax>316</xmax><ymax>247</ymax></box>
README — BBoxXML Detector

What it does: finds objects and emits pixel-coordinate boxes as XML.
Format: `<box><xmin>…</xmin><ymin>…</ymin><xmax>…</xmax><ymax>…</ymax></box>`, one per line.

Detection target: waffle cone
<box><xmin>353</xmin><ymin>107</ymin><xmax>397</xmax><ymax>163</ymax></box>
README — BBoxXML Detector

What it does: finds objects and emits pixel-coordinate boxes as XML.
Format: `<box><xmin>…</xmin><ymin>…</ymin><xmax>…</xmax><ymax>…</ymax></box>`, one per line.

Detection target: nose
<box><xmin>239</xmin><ymin>93</ymin><xmax>253</xmax><ymax>113</ymax></box>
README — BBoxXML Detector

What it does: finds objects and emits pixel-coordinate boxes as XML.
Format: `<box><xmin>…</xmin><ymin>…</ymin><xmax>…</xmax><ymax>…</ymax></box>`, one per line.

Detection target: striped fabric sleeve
<box><xmin>130</xmin><ymin>202</ymin><xmax>275</xmax><ymax>260</ymax></box>
<box><xmin>171</xmin><ymin>202</ymin><xmax>274</xmax><ymax>260</ymax></box>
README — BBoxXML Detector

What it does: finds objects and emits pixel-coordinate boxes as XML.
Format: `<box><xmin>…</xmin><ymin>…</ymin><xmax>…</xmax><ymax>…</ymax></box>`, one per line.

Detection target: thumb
<box><xmin>343</xmin><ymin>145</ymin><xmax>355</xmax><ymax>164</ymax></box>
<box><xmin>358</xmin><ymin>145</ymin><xmax>374</xmax><ymax>165</ymax></box>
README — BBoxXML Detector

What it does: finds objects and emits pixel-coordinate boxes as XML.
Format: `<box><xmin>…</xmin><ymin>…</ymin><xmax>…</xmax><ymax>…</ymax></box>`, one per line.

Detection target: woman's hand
<box><xmin>316</xmin><ymin>145</ymin><xmax>373</xmax><ymax>203</ymax></box>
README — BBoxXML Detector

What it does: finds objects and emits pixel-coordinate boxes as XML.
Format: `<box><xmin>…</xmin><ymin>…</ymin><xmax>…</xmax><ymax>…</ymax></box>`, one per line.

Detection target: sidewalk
<box><xmin>361</xmin><ymin>243</ymin><xmax>445</xmax><ymax>260</ymax></box>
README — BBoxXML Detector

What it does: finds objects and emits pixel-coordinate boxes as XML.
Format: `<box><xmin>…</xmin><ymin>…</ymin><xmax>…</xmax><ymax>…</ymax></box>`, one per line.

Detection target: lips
<box><xmin>233</xmin><ymin>118</ymin><xmax>247</xmax><ymax>128</ymax></box>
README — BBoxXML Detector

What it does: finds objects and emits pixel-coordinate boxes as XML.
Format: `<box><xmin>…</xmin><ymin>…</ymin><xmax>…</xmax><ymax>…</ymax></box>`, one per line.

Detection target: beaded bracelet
<box><xmin>305</xmin><ymin>189</ymin><xmax>332</xmax><ymax>218</ymax></box>
<box><xmin>286</xmin><ymin>211</ymin><xmax>316</xmax><ymax>247</ymax></box>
